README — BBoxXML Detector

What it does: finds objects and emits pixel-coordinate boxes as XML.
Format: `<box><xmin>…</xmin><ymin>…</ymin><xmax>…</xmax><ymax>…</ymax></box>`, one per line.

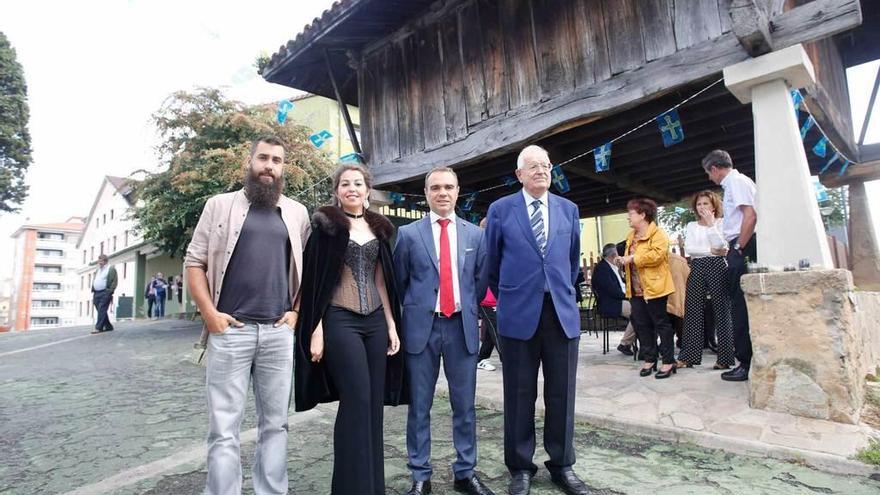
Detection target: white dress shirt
<box><xmin>684</xmin><ymin>219</ymin><xmax>727</xmax><ymax>258</ymax></box>
<box><xmin>430</xmin><ymin>211</ymin><xmax>461</xmax><ymax>313</ymax></box>
<box><xmin>522</xmin><ymin>188</ymin><xmax>549</xmax><ymax>235</ymax></box>
<box><xmin>720</xmin><ymin>169</ymin><xmax>757</xmax><ymax>241</ymax></box>
<box><xmin>92</xmin><ymin>265</ymin><xmax>110</xmax><ymax>291</ymax></box>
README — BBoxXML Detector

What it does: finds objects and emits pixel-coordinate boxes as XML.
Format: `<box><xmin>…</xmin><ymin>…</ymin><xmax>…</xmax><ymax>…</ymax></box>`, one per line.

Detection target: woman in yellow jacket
<box><xmin>616</xmin><ymin>198</ymin><xmax>677</xmax><ymax>379</ymax></box>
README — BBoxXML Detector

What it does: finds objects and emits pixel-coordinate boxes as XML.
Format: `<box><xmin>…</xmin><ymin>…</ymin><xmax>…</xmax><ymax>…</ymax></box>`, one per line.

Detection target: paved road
<box><xmin>1</xmin><ymin>320</ymin><xmax>879</xmax><ymax>494</ymax></box>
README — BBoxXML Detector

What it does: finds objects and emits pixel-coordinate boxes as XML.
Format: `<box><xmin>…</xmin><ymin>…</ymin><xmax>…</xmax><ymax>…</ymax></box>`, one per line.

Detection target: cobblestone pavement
<box><xmin>1</xmin><ymin>320</ymin><xmax>879</xmax><ymax>494</ymax></box>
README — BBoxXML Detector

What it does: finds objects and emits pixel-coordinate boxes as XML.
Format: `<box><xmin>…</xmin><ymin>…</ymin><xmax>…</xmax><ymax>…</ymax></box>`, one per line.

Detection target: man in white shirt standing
<box><xmin>702</xmin><ymin>150</ymin><xmax>757</xmax><ymax>382</ymax></box>
<box><xmin>91</xmin><ymin>254</ymin><xmax>118</xmax><ymax>334</ymax></box>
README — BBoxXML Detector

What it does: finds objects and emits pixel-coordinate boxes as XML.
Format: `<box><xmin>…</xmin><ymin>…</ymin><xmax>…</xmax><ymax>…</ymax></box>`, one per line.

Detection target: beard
<box><xmin>244</xmin><ymin>168</ymin><xmax>284</xmax><ymax>208</ymax></box>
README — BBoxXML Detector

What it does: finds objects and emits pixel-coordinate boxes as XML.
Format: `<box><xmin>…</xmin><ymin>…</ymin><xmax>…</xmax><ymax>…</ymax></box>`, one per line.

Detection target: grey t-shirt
<box><xmin>217</xmin><ymin>205</ymin><xmax>291</xmax><ymax>322</ymax></box>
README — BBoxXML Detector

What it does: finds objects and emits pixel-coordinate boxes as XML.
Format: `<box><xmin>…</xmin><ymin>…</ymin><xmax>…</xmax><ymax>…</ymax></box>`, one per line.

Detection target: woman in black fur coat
<box><xmin>293</xmin><ymin>163</ymin><xmax>405</xmax><ymax>495</ymax></box>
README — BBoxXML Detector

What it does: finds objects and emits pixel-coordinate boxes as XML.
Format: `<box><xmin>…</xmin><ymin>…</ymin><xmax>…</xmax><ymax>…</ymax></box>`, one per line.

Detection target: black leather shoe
<box><xmin>508</xmin><ymin>472</ymin><xmax>531</xmax><ymax>495</ymax></box>
<box><xmin>549</xmin><ymin>469</ymin><xmax>592</xmax><ymax>495</ymax></box>
<box><xmin>406</xmin><ymin>480</ymin><xmax>432</xmax><ymax>495</ymax></box>
<box><xmin>721</xmin><ymin>365</ymin><xmax>749</xmax><ymax>382</ymax></box>
<box><xmin>454</xmin><ymin>474</ymin><xmax>494</xmax><ymax>495</ymax></box>
<box><xmin>655</xmin><ymin>363</ymin><xmax>677</xmax><ymax>379</ymax></box>
<box><xmin>639</xmin><ymin>362</ymin><xmax>656</xmax><ymax>377</ymax></box>
<box><xmin>616</xmin><ymin>344</ymin><xmax>634</xmax><ymax>356</ymax></box>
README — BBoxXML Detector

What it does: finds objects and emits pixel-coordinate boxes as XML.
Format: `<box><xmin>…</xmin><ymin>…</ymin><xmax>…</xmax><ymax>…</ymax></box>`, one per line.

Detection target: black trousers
<box><xmin>501</xmin><ymin>296</ymin><xmax>578</xmax><ymax>475</ymax></box>
<box><xmin>630</xmin><ymin>295</ymin><xmax>674</xmax><ymax>365</ymax></box>
<box><xmin>478</xmin><ymin>306</ymin><xmax>500</xmax><ymax>361</ymax></box>
<box><xmin>727</xmin><ymin>238</ymin><xmax>757</xmax><ymax>369</ymax></box>
<box><xmin>678</xmin><ymin>256</ymin><xmax>734</xmax><ymax>366</ymax></box>
<box><xmin>92</xmin><ymin>290</ymin><xmax>113</xmax><ymax>331</ymax></box>
<box><xmin>322</xmin><ymin>306</ymin><xmax>388</xmax><ymax>495</ymax></box>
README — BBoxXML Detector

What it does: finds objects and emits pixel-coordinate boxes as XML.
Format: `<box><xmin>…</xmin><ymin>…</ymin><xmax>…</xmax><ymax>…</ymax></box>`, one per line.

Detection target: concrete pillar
<box><xmin>724</xmin><ymin>44</ymin><xmax>833</xmax><ymax>268</ymax></box>
<box><xmin>848</xmin><ymin>181</ymin><xmax>880</xmax><ymax>290</ymax></box>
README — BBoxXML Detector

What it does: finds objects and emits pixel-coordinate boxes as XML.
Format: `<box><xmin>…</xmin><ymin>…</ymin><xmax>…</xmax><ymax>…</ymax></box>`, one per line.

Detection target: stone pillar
<box><xmin>848</xmin><ymin>181</ymin><xmax>880</xmax><ymax>290</ymax></box>
<box><xmin>743</xmin><ymin>270</ymin><xmax>867</xmax><ymax>424</ymax></box>
<box><xmin>724</xmin><ymin>44</ymin><xmax>833</xmax><ymax>268</ymax></box>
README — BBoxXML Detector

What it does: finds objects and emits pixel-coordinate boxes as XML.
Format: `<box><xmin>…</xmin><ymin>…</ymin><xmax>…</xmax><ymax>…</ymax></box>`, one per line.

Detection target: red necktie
<box><xmin>438</xmin><ymin>219</ymin><xmax>455</xmax><ymax>317</ymax></box>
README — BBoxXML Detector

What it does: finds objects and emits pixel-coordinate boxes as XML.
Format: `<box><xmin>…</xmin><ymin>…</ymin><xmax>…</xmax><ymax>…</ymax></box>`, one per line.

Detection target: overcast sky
<box><xmin>0</xmin><ymin>0</ymin><xmax>878</xmax><ymax>283</ymax></box>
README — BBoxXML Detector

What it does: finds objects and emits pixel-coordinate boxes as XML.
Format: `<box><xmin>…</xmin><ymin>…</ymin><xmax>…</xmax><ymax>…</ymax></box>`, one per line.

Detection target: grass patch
<box><xmin>855</xmin><ymin>439</ymin><xmax>880</xmax><ymax>466</ymax></box>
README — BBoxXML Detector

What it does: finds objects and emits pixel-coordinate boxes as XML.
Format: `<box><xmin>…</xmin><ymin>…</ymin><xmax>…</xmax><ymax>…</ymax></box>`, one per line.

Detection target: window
<box><xmin>124</xmin><ymin>230</ymin><xmax>129</xmax><ymax>247</ymax></box>
<box><xmin>110</xmin><ymin>209</ymin><xmax>114</xmax><ymax>220</ymax></box>
<box><xmin>123</xmin><ymin>263</ymin><xmax>127</xmax><ymax>278</ymax></box>
<box><xmin>82</xmin><ymin>250</ymin><xmax>87</xmax><ymax>264</ymax></box>
<box><xmin>79</xmin><ymin>302</ymin><xmax>82</xmax><ymax>317</ymax></box>
<box><xmin>91</xmin><ymin>246</ymin><xmax>94</xmax><ymax>260</ymax></box>
<box><xmin>33</xmin><ymin>282</ymin><xmax>62</xmax><ymax>291</ymax></box>
<box><xmin>112</xmin><ymin>236</ymin><xmax>117</xmax><ymax>252</ymax></box>
<box><xmin>34</xmin><ymin>265</ymin><xmax>62</xmax><ymax>273</ymax></box>
<box><xmin>32</xmin><ymin>300</ymin><xmax>60</xmax><ymax>308</ymax></box>
<box><xmin>100</xmin><ymin>241</ymin><xmax>104</xmax><ymax>255</ymax></box>
<box><xmin>80</xmin><ymin>275</ymin><xmax>84</xmax><ymax>290</ymax></box>
<box><xmin>37</xmin><ymin>232</ymin><xmax>64</xmax><ymax>241</ymax></box>
<box><xmin>102</xmin><ymin>213</ymin><xmax>106</xmax><ymax>224</ymax></box>
<box><xmin>36</xmin><ymin>249</ymin><xmax>64</xmax><ymax>257</ymax></box>
<box><xmin>31</xmin><ymin>317</ymin><xmax>60</xmax><ymax>326</ymax></box>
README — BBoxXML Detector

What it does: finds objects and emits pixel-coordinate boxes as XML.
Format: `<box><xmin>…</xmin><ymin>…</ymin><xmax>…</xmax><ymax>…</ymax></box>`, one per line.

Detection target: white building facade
<box><xmin>8</xmin><ymin>218</ymin><xmax>85</xmax><ymax>331</ymax></box>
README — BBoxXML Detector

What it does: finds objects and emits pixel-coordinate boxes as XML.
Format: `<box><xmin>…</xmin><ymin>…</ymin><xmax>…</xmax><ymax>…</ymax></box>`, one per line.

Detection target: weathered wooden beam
<box><xmin>729</xmin><ymin>0</ymin><xmax>774</xmax><ymax>56</ymax></box>
<box><xmin>324</xmin><ymin>49</ymin><xmax>363</xmax><ymax>156</ymax></box>
<box><xmin>819</xmin><ymin>156</ymin><xmax>880</xmax><ymax>188</ymax></box>
<box><xmin>769</xmin><ymin>0</ymin><xmax>863</xmax><ymax>48</ymax></box>
<box><xmin>564</xmin><ymin>165</ymin><xmax>675</xmax><ymax>203</ymax></box>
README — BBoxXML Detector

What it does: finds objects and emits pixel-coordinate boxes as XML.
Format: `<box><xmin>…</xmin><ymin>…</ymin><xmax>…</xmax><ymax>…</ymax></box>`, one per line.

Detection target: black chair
<box><xmin>593</xmin><ymin>291</ymin><xmax>636</xmax><ymax>359</ymax></box>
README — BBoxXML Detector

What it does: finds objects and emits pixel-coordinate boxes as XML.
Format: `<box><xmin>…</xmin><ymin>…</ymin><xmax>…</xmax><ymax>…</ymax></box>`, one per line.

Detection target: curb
<box><xmin>465</xmin><ymin>390</ymin><xmax>880</xmax><ymax>477</ymax></box>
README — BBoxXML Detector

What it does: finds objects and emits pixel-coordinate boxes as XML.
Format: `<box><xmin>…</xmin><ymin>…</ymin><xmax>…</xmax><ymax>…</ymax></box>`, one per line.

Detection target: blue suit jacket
<box><xmin>591</xmin><ymin>259</ymin><xmax>625</xmax><ymax>317</ymax></box>
<box><xmin>393</xmin><ymin>215</ymin><xmax>487</xmax><ymax>354</ymax></box>
<box><xmin>485</xmin><ymin>191</ymin><xmax>581</xmax><ymax>340</ymax></box>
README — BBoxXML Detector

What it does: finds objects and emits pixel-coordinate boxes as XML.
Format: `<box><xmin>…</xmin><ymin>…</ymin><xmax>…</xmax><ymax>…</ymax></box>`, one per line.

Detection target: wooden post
<box><xmin>323</xmin><ymin>49</ymin><xmax>362</xmax><ymax>158</ymax></box>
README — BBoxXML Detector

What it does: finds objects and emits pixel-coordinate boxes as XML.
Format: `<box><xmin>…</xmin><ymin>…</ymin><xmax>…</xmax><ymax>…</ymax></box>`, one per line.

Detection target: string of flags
<box><xmin>276</xmin><ymin>100</ymin><xmax>294</xmax><ymax>124</ymax></box>
<box><xmin>792</xmin><ymin>89</ymin><xmax>856</xmax><ymax>178</ymax></box>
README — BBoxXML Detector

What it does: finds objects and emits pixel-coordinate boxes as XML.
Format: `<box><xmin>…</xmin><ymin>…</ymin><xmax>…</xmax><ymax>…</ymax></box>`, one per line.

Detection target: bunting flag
<box><xmin>276</xmin><ymin>100</ymin><xmax>294</xmax><ymax>124</ymax></box>
<box><xmin>594</xmin><ymin>143</ymin><xmax>612</xmax><ymax>173</ymax></box>
<box><xmin>309</xmin><ymin>130</ymin><xmax>333</xmax><ymax>148</ymax></box>
<box><xmin>460</xmin><ymin>192</ymin><xmax>477</xmax><ymax>212</ymax></box>
<box><xmin>674</xmin><ymin>206</ymin><xmax>688</xmax><ymax>215</ymax></box>
<box><xmin>800</xmin><ymin>116</ymin><xmax>814</xmax><ymax>140</ymax></box>
<box><xmin>339</xmin><ymin>152</ymin><xmax>360</xmax><ymax>163</ymax></box>
<box><xmin>388</xmin><ymin>192</ymin><xmax>404</xmax><ymax>204</ymax></box>
<box><xmin>838</xmin><ymin>160</ymin><xmax>851</xmax><ymax>177</ymax></box>
<box><xmin>468</xmin><ymin>212</ymin><xmax>481</xmax><ymax>225</ymax></box>
<box><xmin>812</xmin><ymin>179</ymin><xmax>829</xmax><ymax>202</ymax></box>
<box><xmin>818</xmin><ymin>152</ymin><xmax>840</xmax><ymax>175</ymax></box>
<box><xmin>503</xmin><ymin>175</ymin><xmax>518</xmax><ymax>187</ymax></box>
<box><xmin>791</xmin><ymin>90</ymin><xmax>803</xmax><ymax>120</ymax></box>
<box><xmin>656</xmin><ymin>110</ymin><xmax>685</xmax><ymax>147</ymax></box>
<box><xmin>812</xmin><ymin>136</ymin><xmax>828</xmax><ymax>158</ymax></box>
<box><xmin>551</xmin><ymin>165</ymin><xmax>570</xmax><ymax>194</ymax></box>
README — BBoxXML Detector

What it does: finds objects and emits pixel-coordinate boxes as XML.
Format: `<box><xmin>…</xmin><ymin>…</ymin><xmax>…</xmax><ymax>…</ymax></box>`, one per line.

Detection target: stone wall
<box><xmin>742</xmin><ymin>269</ymin><xmax>880</xmax><ymax>424</ymax></box>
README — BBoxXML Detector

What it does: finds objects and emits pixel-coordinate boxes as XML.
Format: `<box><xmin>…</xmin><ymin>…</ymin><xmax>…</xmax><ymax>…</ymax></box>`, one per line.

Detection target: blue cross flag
<box><xmin>800</xmin><ymin>116</ymin><xmax>814</xmax><ymax>140</ymax></box>
<box><xmin>276</xmin><ymin>100</ymin><xmax>294</xmax><ymax>124</ymax></box>
<box><xmin>503</xmin><ymin>175</ymin><xmax>518</xmax><ymax>187</ymax></box>
<box><xmin>819</xmin><ymin>152</ymin><xmax>840</xmax><ymax>175</ymax></box>
<box><xmin>812</xmin><ymin>136</ymin><xmax>827</xmax><ymax>158</ymax></box>
<box><xmin>388</xmin><ymin>192</ymin><xmax>404</xmax><ymax>204</ymax></box>
<box><xmin>791</xmin><ymin>90</ymin><xmax>803</xmax><ymax>120</ymax></box>
<box><xmin>468</xmin><ymin>212</ymin><xmax>481</xmax><ymax>225</ymax></box>
<box><xmin>309</xmin><ymin>130</ymin><xmax>333</xmax><ymax>148</ymax></box>
<box><xmin>551</xmin><ymin>165</ymin><xmax>570</xmax><ymax>194</ymax></box>
<box><xmin>594</xmin><ymin>142</ymin><xmax>612</xmax><ymax>173</ymax></box>
<box><xmin>339</xmin><ymin>152</ymin><xmax>360</xmax><ymax>163</ymax></box>
<box><xmin>812</xmin><ymin>179</ymin><xmax>829</xmax><ymax>203</ymax></box>
<box><xmin>656</xmin><ymin>109</ymin><xmax>684</xmax><ymax>147</ymax></box>
<box><xmin>460</xmin><ymin>192</ymin><xmax>477</xmax><ymax>212</ymax></box>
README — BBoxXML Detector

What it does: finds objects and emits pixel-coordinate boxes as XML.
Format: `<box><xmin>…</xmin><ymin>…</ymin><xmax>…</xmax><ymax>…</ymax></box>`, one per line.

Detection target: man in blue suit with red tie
<box><xmin>485</xmin><ymin>145</ymin><xmax>591</xmax><ymax>495</ymax></box>
<box><xmin>394</xmin><ymin>167</ymin><xmax>494</xmax><ymax>495</ymax></box>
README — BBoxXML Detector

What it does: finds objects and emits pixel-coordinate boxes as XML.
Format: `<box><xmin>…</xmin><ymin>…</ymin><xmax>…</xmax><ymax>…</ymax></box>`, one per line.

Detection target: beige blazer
<box><xmin>184</xmin><ymin>189</ymin><xmax>311</xmax><ymax>342</ymax></box>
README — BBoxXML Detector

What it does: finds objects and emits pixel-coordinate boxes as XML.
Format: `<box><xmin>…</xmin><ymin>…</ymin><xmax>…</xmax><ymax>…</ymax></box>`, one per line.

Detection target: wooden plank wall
<box><xmin>359</xmin><ymin>0</ymin><xmax>736</xmax><ymax>165</ymax></box>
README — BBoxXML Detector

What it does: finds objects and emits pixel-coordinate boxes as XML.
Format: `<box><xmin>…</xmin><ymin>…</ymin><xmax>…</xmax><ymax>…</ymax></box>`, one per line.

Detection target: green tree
<box><xmin>131</xmin><ymin>88</ymin><xmax>335</xmax><ymax>258</ymax></box>
<box><xmin>0</xmin><ymin>32</ymin><xmax>33</xmax><ymax>212</ymax></box>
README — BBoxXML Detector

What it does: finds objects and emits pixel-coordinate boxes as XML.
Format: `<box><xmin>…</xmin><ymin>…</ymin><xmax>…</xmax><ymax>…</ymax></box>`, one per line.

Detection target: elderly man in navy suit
<box><xmin>394</xmin><ymin>167</ymin><xmax>494</xmax><ymax>495</ymax></box>
<box><xmin>485</xmin><ymin>145</ymin><xmax>591</xmax><ymax>495</ymax></box>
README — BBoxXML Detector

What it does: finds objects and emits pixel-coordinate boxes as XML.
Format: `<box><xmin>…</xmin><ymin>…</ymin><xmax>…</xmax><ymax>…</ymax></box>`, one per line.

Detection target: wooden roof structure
<box><xmin>263</xmin><ymin>0</ymin><xmax>879</xmax><ymax>216</ymax></box>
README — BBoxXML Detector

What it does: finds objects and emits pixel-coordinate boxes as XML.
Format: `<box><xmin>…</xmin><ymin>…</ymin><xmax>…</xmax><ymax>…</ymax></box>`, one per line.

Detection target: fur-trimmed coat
<box><xmin>293</xmin><ymin>205</ymin><xmax>407</xmax><ymax>412</ymax></box>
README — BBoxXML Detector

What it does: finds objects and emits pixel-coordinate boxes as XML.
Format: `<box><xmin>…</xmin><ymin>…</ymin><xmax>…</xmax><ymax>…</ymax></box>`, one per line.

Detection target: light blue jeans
<box><xmin>205</xmin><ymin>322</ymin><xmax>293</xmax><ymax>495</ymax></box>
